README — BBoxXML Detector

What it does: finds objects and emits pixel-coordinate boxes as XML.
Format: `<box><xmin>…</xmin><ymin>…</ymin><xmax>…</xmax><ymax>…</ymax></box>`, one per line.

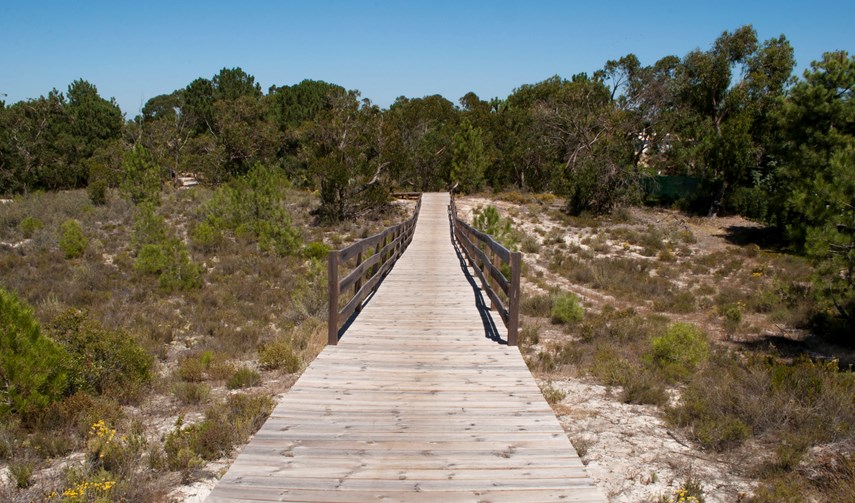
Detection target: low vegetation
<box><xmin>457</xmin><ymin>194</ymin><xmax>855</xmax><ymax>501</ymax></box>
<box><xmin>0</xmin><ymin>180</ymin><xmax>409</xmax><ymax>500</ymax></box>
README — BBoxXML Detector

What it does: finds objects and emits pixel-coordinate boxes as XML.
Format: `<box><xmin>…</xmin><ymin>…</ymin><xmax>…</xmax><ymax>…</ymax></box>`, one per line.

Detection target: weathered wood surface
<box><xmin>207</xmin><ymin>193</ymin><xmax>603</xmax><ymax>502</ymax></box>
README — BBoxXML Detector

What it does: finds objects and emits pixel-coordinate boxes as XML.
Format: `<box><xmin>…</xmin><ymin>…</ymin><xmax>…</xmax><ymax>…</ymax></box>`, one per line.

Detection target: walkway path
<box><xmin>207</xmin><ymin>192</ymin><xmax>603</xmax><ymax>502</ymax></box>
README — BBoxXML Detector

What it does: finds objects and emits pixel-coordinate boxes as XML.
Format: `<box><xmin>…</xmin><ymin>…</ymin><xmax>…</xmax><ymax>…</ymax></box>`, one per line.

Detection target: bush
<box><xmin>135</xmin><ymin>238</ymin><xmax>202</xmax><ymax>292</ymax></box>
<box><xmin>621</xmin><ymin>368</ymin><xmax>668</xmax><ymax>406</ymax></box>
<box><xmin>649</xmin><ymin>322</ymin><xmax>708</xmax><ymax>381</ymax></box>
<box><xmin>539</xmin><ymin>381</ymin><xmax>566</xmax><ymax>405</ymax></box>
<box><xmin>0</xmin><ymin>288</ymin><xmax>69</xmax><ymax>419</ymax></box>
<box><xmin>121</xmin><ymin>144</ymin><xmax>163</xmax><ymax>205</ymax></box>
<box><xmin>226</xmin><ymin>367</ymin><xmax>262</xmax><ymax>390</ymax></box>
<box><xmin>521</xmin><ymin>293</ymin><xmax>552</xmax><ymax>318</ymax></box>
<box><xmin>692</xmin><ymin>415</ymin><xmax>751</xmax><ymax>451</ymax></box>
<box><xmin>172</xmin><ymin>382</ymin><xmax>211</xmax><ymax>405</ymax></box>
<box><xmin>132</xmin><ymin>203</ymin><xmax>167</xmax><ymax>250</ymax></box>
<box><xmin>190</xmin><ymin>221</ymin><xmax>223</xmax><ymax>252</ymax></box>
<box><xmin>258</xmin><ymin>338</ymin><xmax>301</xmax><ymax>373</ymax></box>
<box><xmin>59</xmin><ymin>219</ymin><xmax>88</xmax><ymax>258</ymax></box>
<box><xmin>472</xmin><ymin>205</ymin><xmax>519</xmax><ymax>249</ymax></box>
<box><xmin>164</xmin><ymin>393</ymin><xmax>274</xmax><ymax>468</ymax></box>
<box><xmin>48</xmin><ymin>309</ymin><xmax>153</xmax><ymax>403</ymax></box>
<box><xmin>18</xmin><ymin>216</ymin><xmax>44</xmax><ymax>238</ymax></box>
<box><xmin>87</xmin><ymin>160</ymin><xmax>110</xmax><ymax>205</ymax></box>
<box><xmin>175</xmin><ymin>356</ymin><xmax>205</xmax><ymax>383</ymax></box>
<box><xmin>551</xmin><ymin>292</ymin><xmax>584</xmax><ymax>324</ymax></box>
<box><xmin>201</xmin><ymin>164</ymin><xmax>301</xmax><ymax>256</ymax></box>
<box><xmin>302</xmin><ymin>241</ymin><xmax>331</xmax><ymax>261</ymax></box>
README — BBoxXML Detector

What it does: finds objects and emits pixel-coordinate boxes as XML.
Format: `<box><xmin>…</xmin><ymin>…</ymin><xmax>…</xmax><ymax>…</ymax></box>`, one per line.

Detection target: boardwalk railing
<box><xmin>327</xmin><ymin>194</ymin><xmax>423</xmax><ymax>345</ymax></box>
<box><xmin>449</xmin><ymin>195</ymin><xmax>522</xmax><ymax>346</ymax></box>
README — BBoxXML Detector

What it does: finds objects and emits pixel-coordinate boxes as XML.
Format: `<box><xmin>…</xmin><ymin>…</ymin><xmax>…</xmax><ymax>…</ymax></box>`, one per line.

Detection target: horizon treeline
<box><xmin>1</xmin><ymin>25</ymin><xmax>853</xmax><ymax>330</ymax></box>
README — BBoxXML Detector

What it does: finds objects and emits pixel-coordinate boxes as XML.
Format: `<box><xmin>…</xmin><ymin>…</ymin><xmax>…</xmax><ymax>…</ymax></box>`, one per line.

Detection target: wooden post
<box><xmin>354</xmin><ymin>251</ymin><xmax>363</xmax><ymax>314</ymax></box>
<box><xmin>508</xmin><ymin>252</ymin><xmax>521</xmax><ymax>347</ymax></box>
<box><xmin>488</xmin><ymin>250</ymin><xmax>497</xmax><ymax>311</ymax></box>
<box><xmin>327</xmin><ymin>251</ymin><xmax>339</xmax><ymax>345</ymax></box>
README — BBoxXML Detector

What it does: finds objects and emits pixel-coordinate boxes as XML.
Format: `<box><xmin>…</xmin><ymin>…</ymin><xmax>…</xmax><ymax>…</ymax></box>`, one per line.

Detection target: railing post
<box><xmin>354</xmin><ymin>251</ymin><xmax>363</xmax><ymax>314</ymax></box>
<box><xmin>489</xmin><ymin>250</ymin><xmax>498</xmax><ymax>311</ymax></box>
<box><xmin>508</xmin><ymin>251</ymin><xmax>521</xmax><ymax>346</ymax></box>
<box><xmin>327</xmin><ymin>251</ymin><xmax>339</xmax><ymax>346</ymax></box>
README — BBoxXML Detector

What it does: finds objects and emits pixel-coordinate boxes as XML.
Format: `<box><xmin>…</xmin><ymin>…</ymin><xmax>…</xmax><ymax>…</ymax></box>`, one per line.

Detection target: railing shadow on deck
<box><xmin>448</xmin><ymin>193</ymin><xmax>522</xmax><ymax>346</ymax></box>
<box><xmin>447</xmin><ymin>221</ymin><xmax>506</xmax><ymax>345</ymax></box>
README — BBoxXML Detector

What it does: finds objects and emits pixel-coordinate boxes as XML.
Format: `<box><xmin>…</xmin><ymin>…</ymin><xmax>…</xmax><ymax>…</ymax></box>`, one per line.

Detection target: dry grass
<box><xmin>455</xmin><ymin>195</ymin><xmax>855</xmax><ymax>501</ymax></box>
<box><xmin>0</xmin><ymin>187</ymin><xmax>408</xmax><ymax>500</ymax></box>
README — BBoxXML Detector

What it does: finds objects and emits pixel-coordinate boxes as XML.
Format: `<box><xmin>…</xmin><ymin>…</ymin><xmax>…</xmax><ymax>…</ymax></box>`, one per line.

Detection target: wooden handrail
<box><xmin>327</xmin><ymin>194</ymin><xmax>423</xmax><ymax>345</ymax></box>
<box><xmin>449</xmin><ymin>194</ymin><xmax>521</xmax><ymax>346</ymax></box>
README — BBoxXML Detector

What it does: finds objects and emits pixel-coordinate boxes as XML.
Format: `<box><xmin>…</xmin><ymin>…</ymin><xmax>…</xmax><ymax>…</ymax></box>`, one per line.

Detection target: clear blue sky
<box><xmin>1</xmin><ymin>1</ymin><xmax>853</xmax><ymax>117</ymax></box>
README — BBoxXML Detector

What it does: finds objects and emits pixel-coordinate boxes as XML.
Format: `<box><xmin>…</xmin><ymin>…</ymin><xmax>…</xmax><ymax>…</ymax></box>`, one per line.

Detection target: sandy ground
<box><xmin>547</xmin><ymin>378</ymin><xmax>754</xmax><ymax>502</ymax></box>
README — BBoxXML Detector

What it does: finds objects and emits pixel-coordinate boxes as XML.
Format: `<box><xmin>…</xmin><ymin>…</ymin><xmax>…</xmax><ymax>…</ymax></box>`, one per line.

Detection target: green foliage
<box><xmin>226</xmin><ymin>367</ymin><xmax>262</xmax><ymax>389</ymax></box>
<box><xmin>551</xmin><ymin>292</ymin><xmax>585</xmax><ymax>324</ymax></box>
<box><xmin>450</xmin><ymin>119</ymin><xmax>488</xmax><ymax>193</ymax></box>
<box><xmin>539</xmin><ymin>381</ymin><xmax>566</xmax><ymax>404</ymax></box>
<box><xmin>48</xmin><ymin>309</ymin><xmax>153</xmax><ymax>403</ymax></box>
<box><xmin>58</xmin><ymin>219</ymin><xmax>88</xmax><ymax>258</ymax></box>
<box><xmin>134</xmin><ymin>239</ymin><xmax>202</xmax><ymax>291</ymax></box>
<box><xmin>802</xmin><ymin>144</ymin><xmax>855</xmax><ymax>335</ymax></box>
<box><xmin>621</xmin><ymin>368</ymin><xmax>668</xmax><ymax>405</ymax></box>
<box><xmin>0</xmin><ymin>288</ymin><xmax>69</xmax><ymax>418</ymax></box>
<box><xmin>202</xmin><ymin>163</ymin><xmax>301</xmax><ymax>255</ymax></box>
<box><xmin>172</xmin><ymin>382</ymin><xmax>211</xmax><ymax>405</ymax></box>
<box><xmin>121</xmin><ymin>144</ymin><xmax>163</xmax><ymax>205</ymax></box>
<box><xmin>164</xmin><ymin>393</ymin><xmax>273</xmax><ymax>467</ymax></box>
<box><xmin>649</xmin><ymin>322</ymin><xmax>708</xmax><ymax>381</ymax></box>
<box><xmin>472</xmin><ymin>205</ymin><xmax>519</xmax><ymax>249</ymax></box>
<box><xmin>18</xmin><ymin>216</ymin><xmax>44</xmax><ymax>238</ymax></box>
<box><xmin>86</xmin><ymin>160</ymin><xmax>110</xmax><ymax>205</ymax></box>
<box><xmin>132</xmin><ymin>204</ymin><xmax>202</xmax><ymax>291</ymax></box>
<box><xmin>258</xmin><ymin>337</ymin><xmax>301</xmax><ymax>373</ymax></box>
<box><xmin>302</xmin><ymin>241</ymin><xmax>331</xmax><ymax>261</ymax></box>
<box><xmin>189</xmin><ymin>221</ymin><xmax>223</xmax><ymax>252</ymax></box>
<box><xmin>132</xmin><ymin>203</ymin><xmax>168</xmax><ymax>250</ymax></box>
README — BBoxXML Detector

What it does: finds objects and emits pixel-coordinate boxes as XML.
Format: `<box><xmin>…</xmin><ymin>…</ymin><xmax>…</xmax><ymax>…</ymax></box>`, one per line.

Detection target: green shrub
<box><xmin>164</xmin><ymin>393</ymin><xmax>274</xmax><ymax>468</ymax></box>
<box><xmin>18</xmin><ymin>216</ymin><xmax>44</xmax><ymax>238</ymax></box>
<box><xmin>551</xmin><ymin>292</ymin><xmax>584</xmax><ymax>324</ymax></box>
<box><xmin>258</xmin><ymin>338</ymin><xmax>301</xmax><ymax>373</ymax></box>
<box><xmin>590</xmin><ymin>346</ymin><xmax>629</xmax><ymax>386</ymax></box>
<box><xmin>87</xmin><ymin>160</ymin><xmax>110</xmax><ymax>205</ymax></box>
<box><xmin>302</xmin><ymin>241</ymin><xmax>331</xmax><ymax>261</ymax></box>
<box><xmin>8</xmin><ymin>458</ymin><xmax>36</xmax><ymax>488</ymax></box>
<box><xmin>718</xmin><ymin>302</ymin><xmax>744</xmax><ymax>332</ymax></box>
<box><xmin>190</xmin><ymin>221</ymin><xmax>223</xmax><ymax>252</ymax></box>
<box><xmin>649</xmin><ymin>322</ymin><xmax>708</xmax><ymax>381</ymax></box>
<box><xmin>0</xmin><ymin>288</ymin><xmax>69</xmax><ymax>419</ymax></box>
<box><xmin>692</xmin><ymin>415</ymin><xmax>751</xmax><ymax>451</ymax></box>
<box><xmin>58</xmin><ymin>219</ymin><xmax>88</xmax><ymax>258</ymax></box>
<box><xmin>522</xmin><ymin>293</ymin><xmax>552</xmax><ymax>318</ymax></box>
<box><xmin>135</xmin><ymin>238</ymin><xmax>202</xmax><ymax>292</ymax></box>
<box><xmin>48</xmin><ymin>309</ymin><xmax>153</xmax><ymax>403</ymax></box>
<box><xmin>172</xmin><ymin>382</ymin><xmax>211</xmax><ymax>405</ymax></box>
<box><xmin>621</xmin><ymin>369</ymin><xmax>668</xmax><ymax>406</ymax></box>
<box><xmin>201</xmin><ymin>164</ymin><xmax>302</xmax><ymax>256</ymax></box>
<box><xmin>175</xmin><ymin>356</ymin><xmax>206</xmax><ymax>383</ymax></box>
<box><xmin>132</xmin><ymin>203</ymin><xmax>167</xmax><ymax>250</ymax></box>
<box><xmin>472</xmin><ymin>205</ymin><xmax>519</xmax><ymax>249</ymax></box>
<box><xmin>522</xmin><ymin>235</ymin><xmax>541</xmax><ymax>253</ymax></box>
<box><xmin>134</xmin><ymin>243</ymin><xmax>169</xmax><ymax>274</ymax></box>
<box><xmin>121</xmin><ymin>144</ymin><xmax>163</xmax><ymax>205</ymax></box>
<box><xmin>226</xmin><ymin>367</ymin><xmax>262</xmax><ymax>389</ymax></box>
<box><xmin>539</xmin><ymin>381</ymin><xmax>566</xmax><ymax>405</ymax></box>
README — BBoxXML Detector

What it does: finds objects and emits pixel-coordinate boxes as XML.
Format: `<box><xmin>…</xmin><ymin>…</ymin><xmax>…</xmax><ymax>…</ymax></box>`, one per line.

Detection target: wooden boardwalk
<box><xmin>207</xmin><ymin>193</ymin><xmax>604</xmax><ymax>502</ymax></box>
